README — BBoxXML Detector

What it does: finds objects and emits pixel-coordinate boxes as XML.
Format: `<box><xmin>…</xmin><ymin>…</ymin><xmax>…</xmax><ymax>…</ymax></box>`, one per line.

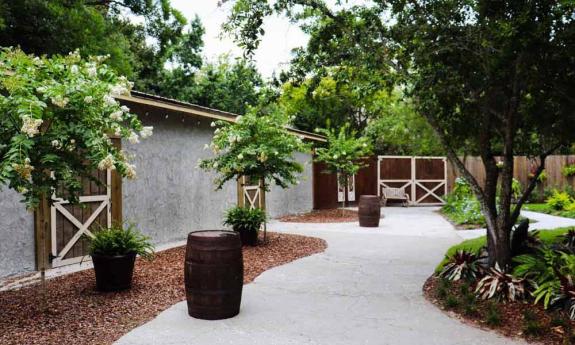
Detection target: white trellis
<box><xmin>50</xmin><ymin>170</ymin><xmax>112</xmax><ymax>267</ymax></box>
<box><xmin>377</xmin><ymin>156</ymin><xmax>447</xmax><ymax>206</ymax></box>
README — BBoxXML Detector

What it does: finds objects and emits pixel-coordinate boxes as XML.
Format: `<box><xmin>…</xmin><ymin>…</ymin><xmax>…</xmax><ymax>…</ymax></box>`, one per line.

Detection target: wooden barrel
<box><xmin>184</xmin><ymin>230</ymin><xmax>243</xmax><ymax>320</ymax></box>
<box><xmin>358</xmin><ymin>195</ymin><xmax>381</xmax><ymax>227</ymax></box>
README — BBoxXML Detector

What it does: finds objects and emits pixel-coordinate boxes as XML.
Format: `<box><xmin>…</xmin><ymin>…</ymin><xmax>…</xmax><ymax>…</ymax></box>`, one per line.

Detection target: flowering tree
<box><xmin>0</xmin><ymin>48</ymin><xmax>152</xmax><ymax>296</ymax></box>
<box><xmin>199</xmin><ymin>107</ymin><xmax>309</xmax><ymax>240</ymax></box>
<box><xmin>0</xmin><ymin>48</ymin><xmax>152</xmax><ymax>208</ymax></box>
<box><xmin>315</xmin><ymin>124</ymin><xmax>372</xmax><ymax>210</ymax></box>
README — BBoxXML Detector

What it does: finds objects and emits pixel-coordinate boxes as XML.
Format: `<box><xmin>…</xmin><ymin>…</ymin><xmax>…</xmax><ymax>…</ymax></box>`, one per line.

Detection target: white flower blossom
<box><xmin>51</xmin><ymin>140</ymin><xmax>61</xmax><ymax>149</ymax></box>
<box><xmin>140</xmin><ymin>126</ymin><xmax>153</xmax><ymax>139</ymax></box>
<box><xmin>84</xmin><ymin>96</ymin><xmax>93</xmax><ymax>103</ymax></box>
<box><xmin>110</xmin><ymin>110</ymin><xmax>123</xmax><ymax>121</ymax></box>
<box><xmin>97</xmin><ymin>154</ymin><xmax>115</xmax><ymax>171</ymax></box>
<box><xmin>12</xmin><ymin>159</ymin><xmax>34</xmax><ymax>179</ymax></box>
<box><xmin>120</xmin><ymin>105</ymin><xmax>130</xmax><ymax>113</ymax></box>
<box><xmin>258</xmin><ymin>152</ymin><xmax>268</xmax><ymax>162</ymax></box>
<box><xmin>51</xmin><ymin>96</ymin><xmax>69</xmax><ymax>108</ymax></box>
<box><xmin>210</xmin><ymin>121</ymin><xmax>216</xmax><ymax>128</ymax></box>
<box><xmin>213</xmin><ymin>162</ymin><xmax>219</xmax><ymax>168</ymax></box>
<box><xmin>128</xmin><ymin>132</ymin><xmax>140</xmax><ymax>144</ymax></box>
<box><xmin>21</xmin><ymin>116</ymin><xmax>43</xmax><ymax>137</ymax></box>
<box><xmin>125</xmin><ymin>164</ymin><xmax>137</xmax><ymax>179</ymax></box>
<box><xmin>103</xmin><ymin>94</ymin><xmax>117</xmax><ymax>107</ymax></box>
<box><xmin>109</xmin><ymin>84</ymin><xmax>129</xmax><ymax>97</ymax></box>
<box><xmin>36</xmin><ymin>86</ymin><xmax>47</xmax><ymax>94</ymax></box>
<box><xmin>87</xmin><ymin>65</ymin><xmax>97</xmax><ymax>77</ymax></box>
<box><xmin>333</xmin><ymin>154</ymin><xmax>339</xmax><ymax>159</ymax></box>
<box><xmin>237</xmin><ymin>153</ymin><xmax>244</xmax><ymax>160</ymax></box>
<box><xmin>70</xmin><ymin>65</ymin><xmax>79</xmax><ymax>74</ymax></box>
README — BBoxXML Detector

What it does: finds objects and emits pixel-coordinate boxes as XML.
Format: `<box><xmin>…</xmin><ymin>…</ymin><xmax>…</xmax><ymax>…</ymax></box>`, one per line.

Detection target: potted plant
<box><xmin>89</xmin><ymin>224</ymin><xmax>154</xmax><ymax>292</ymax></box>
<box><xmin>223</xmin><ymin>206</ymin><xmax>266</xmax><ymax>246</ymax></box>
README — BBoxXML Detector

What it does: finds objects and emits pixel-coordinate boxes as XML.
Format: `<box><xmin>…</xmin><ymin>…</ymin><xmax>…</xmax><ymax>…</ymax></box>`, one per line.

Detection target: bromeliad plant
<box><xmin>0</xmin><ymin>48</ymin><xmax>152</xmax><ymax>208</ymax></box>
<box><xmin>439</xmin><ymin>250</ymin><xmax>482</xmax><ymax>282</ymax></box>
<box><xmin>314</xmin><ymin>124</ymin><xmax>372</xmax><ymax>209</ymax></box>
<box><xmin>475</xmin><ymin>264</ymin><xmax>526</xmax><ymax>302</ymax></box>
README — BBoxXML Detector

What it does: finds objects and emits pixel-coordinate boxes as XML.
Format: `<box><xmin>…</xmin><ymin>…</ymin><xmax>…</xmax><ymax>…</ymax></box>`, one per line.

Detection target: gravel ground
<box><xmin>278</xmin><ymin>209</ymin><xmax>358</xmax><ymax>223</ymax></box>
<box><xmin>0</xmin><ymin>232</ymin><xmax>326</xmax><ymax>345</ymax></box>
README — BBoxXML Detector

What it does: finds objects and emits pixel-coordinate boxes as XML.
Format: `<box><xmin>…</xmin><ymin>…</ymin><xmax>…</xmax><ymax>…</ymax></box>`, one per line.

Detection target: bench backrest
<box><xmin>383</xmin><ymin>187</ymin><xmax>407</xmax><ymax>199</ymax></box>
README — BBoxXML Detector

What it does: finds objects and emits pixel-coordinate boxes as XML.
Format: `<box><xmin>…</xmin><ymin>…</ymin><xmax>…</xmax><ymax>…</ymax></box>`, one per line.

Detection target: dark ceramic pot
<box><xmin>234</xmin><ymin>227</ymin><xmax>259</xmax><ymax>246</ymax></box>
<box><xmin>92</xmin><ymin>252</ymin><xmax>137</xmax><ymax>292</ymax></box>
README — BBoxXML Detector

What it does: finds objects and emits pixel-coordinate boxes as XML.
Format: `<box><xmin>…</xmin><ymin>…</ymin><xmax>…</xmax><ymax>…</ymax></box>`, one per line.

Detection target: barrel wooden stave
<box><xmin>358</xmin><ymin>195</ymin><xmax>381</xmax><ymax>227</ymax></box>
<box><xmin>185</xmin><ymin>230</ymin><xmax>243</xmax><ymax>320</ymax></box>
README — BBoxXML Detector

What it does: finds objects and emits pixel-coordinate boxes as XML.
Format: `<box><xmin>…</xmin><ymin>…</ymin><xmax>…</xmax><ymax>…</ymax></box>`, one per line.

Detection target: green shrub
<box><xmin>547</xmin><ymin>190</ymin><xmax>573</xmax><ymax>211</ymax></box>
<box><xmin>563</xmin><ymin>165</ymin><xmax>575</xmax><ymax>178</ymax></box>
<box><xmin>442</xmin><ymin>178</ymin><xmax>485</xmax><ymax>226</ymax></box>
<box><xmin>89</xmin><ymin>223</ymin><xmax>154</xmax><ymax>260</ymax></box>
<box><xmin>523</xmin><ymin>310</ymin><xmax>545</xmax><ymax>337</ymax></box>
<box><xmin>223</xmin><ymin>206</ymin><xmax>267</xmax><ymax>233</ymax></box>
<box><xmin>485</xmin><ymin>302</ymin><xmax>502</xmax><ymax>326</ymax></box>
<box><xmin>444</xmin><ymin>294</ymin><xmax>460</xmax><ymax>309</ymax></box>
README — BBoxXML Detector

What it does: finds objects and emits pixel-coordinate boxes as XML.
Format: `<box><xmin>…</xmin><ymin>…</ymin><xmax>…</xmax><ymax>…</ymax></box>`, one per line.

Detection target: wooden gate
<box><xmin>50</xmin><ymin>170</ymin><xmax>113</xmax><ymax>267</ymax></box>
<box><xmin>237</xmin><ymin>176</ymin><xmax>265</xmax><ymax>210</ymax></box>
<box><xmin>377</xmin><ymin>156</ymin><xmax>447</xmax><ymax>205</ymax></box>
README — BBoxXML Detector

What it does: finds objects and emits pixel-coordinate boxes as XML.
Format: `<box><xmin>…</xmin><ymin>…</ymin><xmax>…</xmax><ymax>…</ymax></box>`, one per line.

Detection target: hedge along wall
<box><xmin>446</xmin><ymin>155</ymin><xmax>575</xmax><ymax>195</ymax></box>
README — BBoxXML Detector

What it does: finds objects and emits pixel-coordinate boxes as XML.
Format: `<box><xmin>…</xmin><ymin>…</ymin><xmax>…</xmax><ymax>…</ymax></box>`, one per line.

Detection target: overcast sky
<box><xmin>170</xmin><ymin>1</ymin><xmax>309</xmax><ymax>79</ymax></box>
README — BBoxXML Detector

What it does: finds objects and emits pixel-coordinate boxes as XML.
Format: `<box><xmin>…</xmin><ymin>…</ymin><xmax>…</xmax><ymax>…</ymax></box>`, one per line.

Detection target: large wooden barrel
<box><xmin>185</xmin><ymin>230</ymin><xmax>243</xmax><ymax>320</ymax></box>
<box><xmin>358</xmin><ymin>195</ymin><xmax>381</xmax><ymax>227</ymax></box>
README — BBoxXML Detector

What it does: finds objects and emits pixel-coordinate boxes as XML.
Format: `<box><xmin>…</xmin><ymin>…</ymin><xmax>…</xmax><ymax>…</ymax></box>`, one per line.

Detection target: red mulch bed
<box><xmin>0</xmin><ymin>232</ymin><xmax>326</xmax><ymax>345</ymax></box>
<box><xmin>279</xmin><ymin>209</ymin><xmax>358</xmax><ymax>223</ymax></box>
<box><xmin>424</xmin><ymin>276</ymin><xmax>575</xmax><ymax>344</ymax></box>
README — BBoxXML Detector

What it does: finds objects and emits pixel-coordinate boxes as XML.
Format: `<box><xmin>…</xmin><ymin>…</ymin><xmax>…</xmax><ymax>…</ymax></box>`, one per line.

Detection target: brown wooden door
<box><xmin>50</xmin><ymin>170</ymin><xmax>112</xmax><ymax>267</ymax></box>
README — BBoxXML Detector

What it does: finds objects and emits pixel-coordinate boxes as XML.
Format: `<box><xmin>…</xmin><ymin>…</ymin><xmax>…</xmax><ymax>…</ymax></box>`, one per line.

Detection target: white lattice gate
<box><xmin>377</xmin><ymin>156</ymin><xmax>447</xmax><ymax>205</ymax></box>
<box><xmin>50</xmin><ymin>170</ymin><xmax>112</xmax><ymax>267</ymax></box>
<box><xmin>238</xmin><ymin>176</ymin><xmax>265</xmax><ymax>210</ymax></box>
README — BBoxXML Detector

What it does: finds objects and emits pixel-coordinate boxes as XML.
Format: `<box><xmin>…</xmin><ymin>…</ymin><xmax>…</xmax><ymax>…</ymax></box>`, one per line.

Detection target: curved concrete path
<box><xmin>457</xmin><ymin>209</ymin><xmax>575</xmax><ymax>240</ymax></box>
<box><xmin>116</xmin><ymin>207</ymin><xmax>525</xmax><ymax>345</ymax></box>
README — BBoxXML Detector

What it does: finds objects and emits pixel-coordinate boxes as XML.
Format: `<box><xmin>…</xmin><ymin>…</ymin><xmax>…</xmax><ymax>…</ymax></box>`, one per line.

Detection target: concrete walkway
<box><xmin>458</xmin><ymin>209</ymin><xmax>575</xmax><ymax>240</ymax></box>
<box><xmin>116</xmin><ymin>207</ymin><xmax>525</xmax><ymax>345</ymax></box>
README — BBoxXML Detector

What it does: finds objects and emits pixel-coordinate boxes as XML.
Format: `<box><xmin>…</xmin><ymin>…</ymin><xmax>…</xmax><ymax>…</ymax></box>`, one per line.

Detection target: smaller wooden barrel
<box><xmin>185</xmin><ymin>230</ymin><xmax>243</xmax><ymax>320</ymax></box>
<box><xmin>358</xmin><ymin>195</ymin><xmax>381</xmax><ymax>227</ymax></box>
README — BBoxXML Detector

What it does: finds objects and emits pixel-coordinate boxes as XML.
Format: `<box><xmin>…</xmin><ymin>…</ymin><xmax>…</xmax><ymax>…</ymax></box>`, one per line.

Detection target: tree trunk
<box><xmin>342</xmin><ymin>173</ymin><xmax>348</xmax><ymax>216</ymax></box>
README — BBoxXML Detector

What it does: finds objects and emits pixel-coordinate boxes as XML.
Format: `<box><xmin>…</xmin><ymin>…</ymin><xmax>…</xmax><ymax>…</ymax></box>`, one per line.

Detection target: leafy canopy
<box><xmin>222</xmin><ymin>0</ymin><xmax>575</xmax><ymax>268</ymax></box>
<box><xmin>199</xmin><ymin>107</ymin><xmax>309</xmax><ymax>190</ymax></box>
<box><xmin>315</xmin><ymin>124</ymin><xmax>372</xmax><ymax>179</ymax></box>
<box><xmin>0</xmin><ymin>48</ymin><xmax>151</xmax><ymax>208</ymax></box>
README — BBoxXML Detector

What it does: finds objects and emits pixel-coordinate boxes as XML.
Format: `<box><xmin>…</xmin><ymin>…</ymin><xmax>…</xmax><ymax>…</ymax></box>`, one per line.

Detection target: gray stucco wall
<box><xmin>0</xmin><ymin>108</ymin><xmax>314</xmax><ymax>279</ymax></box>
<box><xmin>123</xmin><ymin>111</ymin><xmax>314</xmax><ymax>247</ymax></box>
<box><xmin>0</xmin><ymin>189</ymin><xmax>35</xmax><ymax>278</ymax></box>
<box><xmin>266</xmin><ymin>152</ymin><xmax>313</xmax><ymax>218</ymax></box>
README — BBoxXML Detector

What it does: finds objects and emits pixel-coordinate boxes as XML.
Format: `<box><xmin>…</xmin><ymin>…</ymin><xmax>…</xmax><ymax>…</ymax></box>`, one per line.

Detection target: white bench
<box><xmin>381</xmin><ymin>187</ymin><xmax>410</xmax><ymax>207</ymax></box>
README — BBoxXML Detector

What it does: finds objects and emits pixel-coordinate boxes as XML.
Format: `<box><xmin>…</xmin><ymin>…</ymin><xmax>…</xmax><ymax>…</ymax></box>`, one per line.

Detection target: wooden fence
<box><xmin>446</xmin><ymin>155</ymin><xmax>575</xmax><ymax>194</ymax></box>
